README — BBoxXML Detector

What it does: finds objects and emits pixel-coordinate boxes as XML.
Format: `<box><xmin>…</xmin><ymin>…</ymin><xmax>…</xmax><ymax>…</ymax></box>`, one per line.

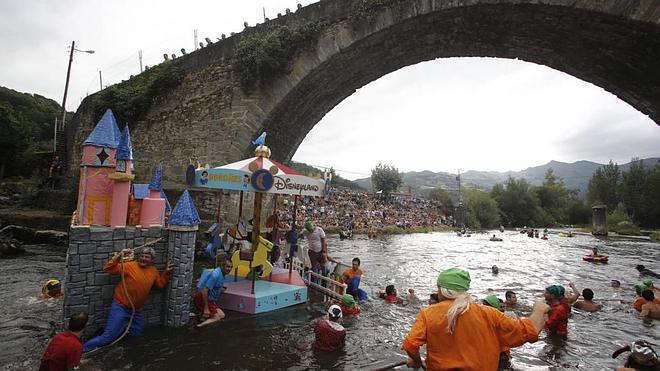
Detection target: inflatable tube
<box><xmin>489</xmin><ymin>238</ymin><xmax>503</xmax><ymax>242</ymax></box>
<box><xmin>583</xmin><ymin>255</ymin><xmax>609</xmax><ymax>263</ymax></box>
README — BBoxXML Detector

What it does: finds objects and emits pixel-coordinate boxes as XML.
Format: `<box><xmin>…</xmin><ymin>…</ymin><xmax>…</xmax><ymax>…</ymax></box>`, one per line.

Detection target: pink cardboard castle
<box><xmin>74</xmin><ymin>109</ymin><xmax>166</xmax><ymax>227</ymax></box>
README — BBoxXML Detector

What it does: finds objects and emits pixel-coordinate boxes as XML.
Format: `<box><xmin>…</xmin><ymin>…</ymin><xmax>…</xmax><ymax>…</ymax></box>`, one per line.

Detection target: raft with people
<box><xmin>583</xmin><ymin>255</ymin><xmax>609</xmax><ymax>263</ymax></box>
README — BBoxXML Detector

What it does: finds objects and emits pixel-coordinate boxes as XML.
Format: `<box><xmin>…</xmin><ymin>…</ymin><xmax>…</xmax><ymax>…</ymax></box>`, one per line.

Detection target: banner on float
<box><xmin>195</xmin><ymin>168</ymin><xmax>254</xmax><ymax>191</ymax></box>
<box><xmin>194</xmin><ymin>168</ymin><xmax>325</xmax><ymax>197</ymax></box>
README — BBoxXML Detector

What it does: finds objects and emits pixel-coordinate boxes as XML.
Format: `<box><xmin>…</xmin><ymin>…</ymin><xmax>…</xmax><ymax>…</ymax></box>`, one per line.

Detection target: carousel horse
<box><xmin>231</xmin><ymin>236</ymin><xmax>274</xmax><ymax>279</ymax></box>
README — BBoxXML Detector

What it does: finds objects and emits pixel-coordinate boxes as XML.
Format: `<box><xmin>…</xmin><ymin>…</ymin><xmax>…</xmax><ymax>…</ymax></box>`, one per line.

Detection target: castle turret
<box><xmin>109</xmin><ymin>125</ymin><xmax>134</xmax><ymax>227</ymax></box>
<box><xmin>76</xmin><ymin>109</ymin><xmax>121</xmax><ymax>225</ymax></box>
<box><xmin>139</xmin><ymin>165</ymin><xmax>166</xmax><ymax>227</ymax></box>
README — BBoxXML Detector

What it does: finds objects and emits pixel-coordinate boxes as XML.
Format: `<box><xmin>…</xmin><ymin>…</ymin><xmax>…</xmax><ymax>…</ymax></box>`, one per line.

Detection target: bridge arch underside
<box><xmin>258</xmin><ymin>4</ymin><xmax>660</xmax><ymax>163</ymax></box>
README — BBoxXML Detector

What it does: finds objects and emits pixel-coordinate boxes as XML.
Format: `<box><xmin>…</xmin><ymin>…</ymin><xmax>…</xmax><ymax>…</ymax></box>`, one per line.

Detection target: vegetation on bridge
<box><xmin>232</xmin><ymin>21</ymin><xmax>325</xmax><ymax>91</ymax></box>
<box><xmin>349</xmin><ymin>0</ymin><xmax>409</xmax><ymax>23</ymax></box>
<box><xmin>89</xmin><ymin>61</ymin><xmax>184</xmax><ymax>124</ymax></box>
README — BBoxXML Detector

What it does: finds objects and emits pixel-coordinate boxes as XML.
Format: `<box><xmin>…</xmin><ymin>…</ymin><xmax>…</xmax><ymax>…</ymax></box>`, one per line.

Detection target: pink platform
<box><xmin>218</xmin><ymin>269</ymin><xmax>307</xmax><ymax>314</ymax></box>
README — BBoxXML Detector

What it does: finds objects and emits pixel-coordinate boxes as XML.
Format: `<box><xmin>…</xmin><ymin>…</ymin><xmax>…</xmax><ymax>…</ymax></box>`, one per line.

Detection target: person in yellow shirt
<box><xmin>402</xmin><ymin>267</ymin><xmax>550</xmax><ymax>370</ymax></box>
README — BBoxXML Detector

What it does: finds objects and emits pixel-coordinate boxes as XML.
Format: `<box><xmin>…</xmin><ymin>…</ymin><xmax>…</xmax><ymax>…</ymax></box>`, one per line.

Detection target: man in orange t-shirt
<box><xmin>83</xmin><ymin>247</ymin><xmax>172</xmax><ymax>352</ymax></box>
<box><xmin>402</xmin><ymin>268</ymin><xmax>549</xmax><ymax>370</ymax></box>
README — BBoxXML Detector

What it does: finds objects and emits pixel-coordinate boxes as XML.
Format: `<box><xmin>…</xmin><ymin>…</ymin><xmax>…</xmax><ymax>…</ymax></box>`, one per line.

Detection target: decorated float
<box><xmin>193</xmin><ymin>133</ymin><xmax>342</xmax><ymax>314</ymax></box>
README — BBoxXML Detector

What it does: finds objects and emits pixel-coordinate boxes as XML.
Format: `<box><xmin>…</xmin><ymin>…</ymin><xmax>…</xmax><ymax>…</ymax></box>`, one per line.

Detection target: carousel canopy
<box><xmin>194</xmin><ymin>145</ymin><xmax>325</xmax><ymax>197</ymax></box>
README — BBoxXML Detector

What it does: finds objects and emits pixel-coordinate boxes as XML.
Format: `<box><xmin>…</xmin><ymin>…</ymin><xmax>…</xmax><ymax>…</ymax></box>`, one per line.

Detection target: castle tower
<box><xmin>109</xmin><ymin>125</ymin><xmax>134</xmax><ymax>227</ymax></box>
<box><xmin>76</xmin><ymin>109</ymin><xmax>121</xmax><ymax>225</ymax></box>
<box><xmin>139</xmin><ymin>165</ymin><xmax>166</xmax><ymax>227</ymax></box>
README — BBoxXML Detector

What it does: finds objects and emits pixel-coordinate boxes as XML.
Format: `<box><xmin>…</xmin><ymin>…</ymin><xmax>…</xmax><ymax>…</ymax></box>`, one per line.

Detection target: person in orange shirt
<box><xmin>83</xmin><ymin>247</ymin><xmax>172</xmax><ymax>352</ymax></box>
<box><xmin>402</xmin><ymin>267</ymin><xmax>549</xmax><ymax>370</ymax></box>
<box><xmin>341</xmin><ymin>257</ymin><xmax>363</xmax><ymax>284</ymax></box>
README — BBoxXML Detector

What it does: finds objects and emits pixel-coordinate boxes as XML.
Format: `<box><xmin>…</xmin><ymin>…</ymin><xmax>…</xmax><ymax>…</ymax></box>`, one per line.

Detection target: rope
<box><xmin>84</xmin><ymin>237</ymin><xmax>164</xmax><ymax>355</ymax></box>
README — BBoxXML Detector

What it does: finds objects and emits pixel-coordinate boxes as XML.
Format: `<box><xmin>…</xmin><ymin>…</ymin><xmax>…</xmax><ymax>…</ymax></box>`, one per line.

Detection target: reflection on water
<box><xmin>2</xmin><ymin>233</ymin><xmax>659</xmax><ymax>370</ymax></box>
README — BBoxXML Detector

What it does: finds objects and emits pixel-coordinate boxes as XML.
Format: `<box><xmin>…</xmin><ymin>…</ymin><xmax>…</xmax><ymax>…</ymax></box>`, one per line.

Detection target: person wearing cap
<box><xmin>481</xmin><ymin>294</ymin><xmax>513</xmax><ymax>369</ymax></box>
<box><xmin>612</xmin><ymin>340</ymin><xmax>659</xmax><ymax>371</ymax></box>
<box><xmin>40</xmin><ymin>312</ymin><xmax>88</xmax><ymax>371</ymax></box>
<box><xmin>313</xmin><ymin>304</ymin><xmax>346</xmax><ymax>352</ymax></box>
<box><xmin>83</xmin><ymin>247</ymin><xmax>173</xmax><ymax>352</ymax></box>
<box><xmin>633</xmin><ymin>280</ymin><xmax>657</xmax><ymax>312</ymax></box>
<box><xmin>544</xmin><ymin>284</ymin><xmax>569</xmax><ymax>337</ymax></box>
<box><xmin>303</xmin><ymin>221</ymin><xmax>328</xmax><ymax>274</ymax></box>
<box><xmin>335</xmin><ymin>293</ymin><xmax>361</xmax><ymax>316</ymax></box>
<box><xmin>40</xmin><ymin>279</ymin><xmax>64</xmax><ymax>299</ymax></box>
<box><xmin>402</xmin><ymin>268</ymin><xmax>549</xmax><ymax>370</ymax></box>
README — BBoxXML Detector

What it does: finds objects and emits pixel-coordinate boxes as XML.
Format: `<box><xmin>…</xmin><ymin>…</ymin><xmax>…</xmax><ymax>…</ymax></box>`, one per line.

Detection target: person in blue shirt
<box><xmin>193</xmin><ymin>258</ymin><xmax>233</xmax><ymax>327</ymax></box>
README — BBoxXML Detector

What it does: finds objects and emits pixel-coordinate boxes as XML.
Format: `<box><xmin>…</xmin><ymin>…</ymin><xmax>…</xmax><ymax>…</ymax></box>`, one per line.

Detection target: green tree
<box><xmin>0</xmin><ymin>102</ymin><xmax>33</xmax><ymax>179</ymax></box>
<box><xmin>535</xmin><ymin>168</ymin><xmax>571</xmax><ymax>225</ymax></box>
<box><xmin>371</xmin><ymin>163</ymin><xmax>403</xmax><ymax>199</ymax></box>
<box><xmin>429</xmin><ymin>187</ymin><xmax>454</xmax><ymax>214</ymax></box>
<box><xmin>643</xmin><ymin>163</ymin><xmax>660</xmax><ymax>227</ymax></box>
<box><xmin>620</xmin><ymin>158</ymin><xmax>648</xmax><ymax>225</ymax></box>
<box><xmin>491</xmin><ymin>177</ymin><xmax>541</xmax><ymax>227</ymax></box>
<box><xmin>587</xmin><ymin>160</ymin><xmax>620</xmax><ymax>211</ymax></box>
<box><xmin>463</xmin><ymin>188</ymin><xmax>500</xmax><ymax>229</ymax></box>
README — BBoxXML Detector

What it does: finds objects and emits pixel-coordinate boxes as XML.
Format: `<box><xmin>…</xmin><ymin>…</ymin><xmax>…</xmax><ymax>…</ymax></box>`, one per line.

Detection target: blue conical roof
<box><xmin>169</xmin><ymin>190</ymin><xmax>201</xmax><ymax>226</ymax></box>
<box><xmin>148</xmin><ymin>164</ymin><xmax>163</xmax><ymax>191</ymax></box>
<box><xmin>115</xmin><ymin>125</ymin><xmax>133</xmax><ymax>160</ymax></box>
<box><xmin>83</xmin><ymin>109</ymin><xmax>122</xmax><ymax>148</ymax></box>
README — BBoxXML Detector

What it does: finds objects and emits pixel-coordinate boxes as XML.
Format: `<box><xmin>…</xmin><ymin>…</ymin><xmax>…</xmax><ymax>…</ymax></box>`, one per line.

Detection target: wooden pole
<box><xmin>215</xmin><ymin>191</ymin><xmax>223</xmax><ymax>268</ymax></box>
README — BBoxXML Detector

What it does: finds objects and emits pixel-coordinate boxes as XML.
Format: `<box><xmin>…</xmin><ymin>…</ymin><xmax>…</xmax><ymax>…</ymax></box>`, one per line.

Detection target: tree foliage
<box><xmin>371</xmin><ymin>163</ymin><xmax>403</xmax><ymax>199</ymax></box>
<box><xmin>587</xmin><ymin>160</ymin><xmax>620</xmax><ymax>211</ymax></box>
<box><xmin>463</xmin><ymin>188</ymin><xmax>500</xmax><ymax>229</ymax></box>
<box><xmin>0</xmin><ymin>87</ymin><xmax>62</xmax><ymax>179</ymax></box>
<box><xmin>429</xmin><ymin>187</ymin><xmax>454</xmax><ymax>214</ymax></box>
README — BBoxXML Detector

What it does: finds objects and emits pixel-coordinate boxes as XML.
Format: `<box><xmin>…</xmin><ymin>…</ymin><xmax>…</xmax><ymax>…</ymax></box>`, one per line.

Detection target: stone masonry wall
<box><xmin>165</xmin><ymin>228</ymin><xmax>196</xmax><ymax>327</ymax></box>
<box><xmin>64</xmin><ymin>225</ymin><xmax>191</xmax><ymax>338</ymax></box>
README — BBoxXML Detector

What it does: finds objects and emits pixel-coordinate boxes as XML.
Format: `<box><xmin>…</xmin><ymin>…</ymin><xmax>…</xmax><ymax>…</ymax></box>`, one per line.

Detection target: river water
<box><xmin>2</xmin><ymin>231</ymin><xmax>659</xmax><ymax>370</ymax></box>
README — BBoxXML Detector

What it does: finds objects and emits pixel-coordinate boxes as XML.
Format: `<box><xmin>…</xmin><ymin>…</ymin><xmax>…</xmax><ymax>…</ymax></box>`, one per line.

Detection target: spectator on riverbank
<box><xmin>40</xmin><ymin>312</ymin><xmax>88</xmax><ymax>371</ymax></box>
<box><xmin>402</xmin><ymin>268</ymin><xmax>549</xmax><ymax>370</ymax></box>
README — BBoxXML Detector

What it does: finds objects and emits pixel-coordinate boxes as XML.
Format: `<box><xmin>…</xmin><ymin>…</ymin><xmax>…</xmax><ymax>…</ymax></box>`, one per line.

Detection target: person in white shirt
<box><xmin>303</xmin><ymin>221</ymin><xmax>328</xmax><ymax>274</ymax></box>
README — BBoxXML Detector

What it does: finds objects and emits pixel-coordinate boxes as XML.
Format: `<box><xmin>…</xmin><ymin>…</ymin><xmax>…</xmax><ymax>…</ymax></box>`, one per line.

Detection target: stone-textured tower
<box><xmin>166</xmin><ymin>190</ymin><xmax>201</xmax><ymax>327</ymax></box>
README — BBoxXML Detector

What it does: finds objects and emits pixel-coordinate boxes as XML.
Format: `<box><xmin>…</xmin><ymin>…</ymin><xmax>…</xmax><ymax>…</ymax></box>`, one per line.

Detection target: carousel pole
<box><xmin>215</xmin><ymin>190</ymin><xmax>223</xmax><ymax>268</ymax></box>
<box><xmin>289</xmin><ymin>194</ymin><xmax>298</xmax><ymax>276</ymax></box>
<box><xmin>269</xmin><ymin>194</ymin><xmax>278</xmax><ymax>282</ymax></box>
<box><xmin>251</xmin><ymin>191</ymin><xmax>263</xmax><ymax>294</ymax></box>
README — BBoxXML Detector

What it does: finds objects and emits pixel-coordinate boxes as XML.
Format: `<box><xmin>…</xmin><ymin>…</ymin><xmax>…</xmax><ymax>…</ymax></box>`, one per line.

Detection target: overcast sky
<box><xmin>2</xmin><ymin>1</ymin><xmax>658</xmax><ymax>180</ymax></box>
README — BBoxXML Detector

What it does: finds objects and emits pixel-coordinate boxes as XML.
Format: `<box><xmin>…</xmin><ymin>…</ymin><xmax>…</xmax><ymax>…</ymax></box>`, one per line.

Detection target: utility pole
<box><xmin>60</xmin><ymin>41</ymin><xmax>75</xmax><ymax>132</ymax></box>
<box><xmin>456</xmin><ymin>169</ymin><xmax>462</xmax><ymax>202</ymax></box>
<box><xmin>263</xmin><ymin>7</ymin><xmax>266</xmax><ymax>22</ymax></box>
<box><xmin>138</xmin><ymin>49</ymin><xmax>143</xmax><ymax>72</ymax></box>
<box><xmin>194</xmin><ymin>29</ymin><xmax>198</xmax><ymax>50</ymax></box>
<box><xmin>99</xmin><ymin>71</ymin><xmax>103</xmax><ymax>90</ymax></box>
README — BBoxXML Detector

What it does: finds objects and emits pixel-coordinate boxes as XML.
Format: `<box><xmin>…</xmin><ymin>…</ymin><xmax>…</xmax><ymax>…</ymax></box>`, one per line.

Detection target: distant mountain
<box><xmin>354</xmin><ymin>157</ymin><xmax>660</xmax><ymax>198</ymax></box>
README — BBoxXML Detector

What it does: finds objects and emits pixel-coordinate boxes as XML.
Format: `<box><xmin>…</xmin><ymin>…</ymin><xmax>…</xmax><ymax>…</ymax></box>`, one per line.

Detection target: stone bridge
<box><xmin>68</xmin><ymin>0</ymin><xmax>660</xmax><ymax>184</ymax></box>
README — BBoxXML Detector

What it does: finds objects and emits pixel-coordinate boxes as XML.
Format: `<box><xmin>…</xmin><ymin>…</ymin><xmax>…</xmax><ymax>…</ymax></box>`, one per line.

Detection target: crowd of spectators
<box><xmin>276</xmin><ymin>187</ymin><xmax>452</xmax><ymax>233</ymax></box>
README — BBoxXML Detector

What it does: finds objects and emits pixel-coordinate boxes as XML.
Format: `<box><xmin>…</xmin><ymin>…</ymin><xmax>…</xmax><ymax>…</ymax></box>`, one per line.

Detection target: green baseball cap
<box><xmin>304</xmin><ymin>221</ymin><xmax>314</xmax><ymax>231</ymax></box>
<box><xmin>341</xmin><ymin>294</ymin><xmax>356</xmax><ymax>308</ymax></box>
<box><xmin>437</xmin><ymin>268</ymin><xmax>471</xmax><ymax>291</ymax></box>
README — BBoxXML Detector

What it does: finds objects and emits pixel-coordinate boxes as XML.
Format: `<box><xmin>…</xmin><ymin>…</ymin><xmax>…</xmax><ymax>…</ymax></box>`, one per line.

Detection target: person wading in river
<box><xmin>402</xmin><ymin>267</ymin><xmax>549</xmax><ymax>370</ymax></box>
<box><xmin>83</xmin><ymin>248</ymin><xmax>172</xmax><ymax>352</ymax></box>
<box><xmin>40</xmin><ymin>312</ymin><xmax>88</xmax><ymax>371</ymax></box>
<box><xmin>544</xmin><ymin>285</ymin><xmax>569</xmax><ymax>338</ymax></box>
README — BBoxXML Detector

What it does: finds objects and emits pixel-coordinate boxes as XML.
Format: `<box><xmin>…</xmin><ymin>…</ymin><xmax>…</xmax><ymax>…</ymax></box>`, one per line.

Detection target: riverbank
<box><xmin>323</xmin><ymin>224</ymin><xmax>454</xmax><ymax>235</ymax></box>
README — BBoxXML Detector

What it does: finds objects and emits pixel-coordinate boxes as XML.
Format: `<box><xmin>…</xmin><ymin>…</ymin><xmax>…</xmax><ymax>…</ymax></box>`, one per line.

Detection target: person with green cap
<box><xmin>544</xmin><ymin>284</ymin><xmax>569</xmax><ymax>338</ymax></box>
<box><xmin>335</xmin><ymin>293</ymin><xmax>361</xmax><ymax>316</ymax></box>
<box><xmin>303</xmin><ymin>220</ymin><xmax>328</xmax><ymax>274</ymax></box>
<box><xmin>634</xmin><ymin>280</ymin><xmax>658</xmax><ymax>312</ymax></box>
<box><xmin>402</xmin><ymin>267</ymin><xmax>549</xmax><ymax>370</ymax></box>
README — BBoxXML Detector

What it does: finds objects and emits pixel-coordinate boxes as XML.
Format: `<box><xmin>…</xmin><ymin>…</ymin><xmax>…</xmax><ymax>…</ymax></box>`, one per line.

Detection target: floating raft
<box><xmin>218</xmin><ymin>267</ymin><xmax>307</xmax><ymax>314</ymax></box>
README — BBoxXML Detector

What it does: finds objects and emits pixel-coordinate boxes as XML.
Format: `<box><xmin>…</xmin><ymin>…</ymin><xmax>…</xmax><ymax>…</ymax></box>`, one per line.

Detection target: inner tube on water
<box><xmin>583</xmin><ymin>255</ymin><xmax>609</xmax><ymax>263</ymax></box>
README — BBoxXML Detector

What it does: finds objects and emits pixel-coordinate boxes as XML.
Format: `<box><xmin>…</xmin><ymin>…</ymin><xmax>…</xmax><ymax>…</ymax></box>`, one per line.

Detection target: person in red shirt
<box><xmin>544</xmin><ymin>285</ymin><xmax>569</xmax><ymax>338</ymax></box>
<box><xmin>40</xmin><ymin>312</ymin><xmax>88</xmax><ymax>371</ymax></box>
<box><xmin>313</xmin><ymin>305</ymin><xmax>346</xmax><ymax>352</ymax></box>
<box><xmin>336</xmin><ymin>294</ymin><xmax>361</xmax><ymax>316</ymax></box>
<box><xmin>83</xmin><ymin>247</ymin><xmax>172</xmax><ymax>352</ymax></box>
<box><xmin>379</xmin><ymin>284</ymin><xmax>403</xmax><ymax>304</ymax></box>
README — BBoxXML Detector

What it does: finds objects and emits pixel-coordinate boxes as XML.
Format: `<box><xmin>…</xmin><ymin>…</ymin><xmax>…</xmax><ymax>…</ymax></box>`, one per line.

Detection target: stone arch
<box><xmin>69</xmin><ymin>0</ymin><xmax>660</xmax><ymax>183</ymax></box>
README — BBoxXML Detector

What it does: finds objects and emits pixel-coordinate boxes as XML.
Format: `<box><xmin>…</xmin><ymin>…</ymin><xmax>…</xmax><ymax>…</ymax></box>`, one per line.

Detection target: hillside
<box><xmin>354</xmin><ymin>157</ymin><xmax>660</xmax><ymax>198</ymax></box>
